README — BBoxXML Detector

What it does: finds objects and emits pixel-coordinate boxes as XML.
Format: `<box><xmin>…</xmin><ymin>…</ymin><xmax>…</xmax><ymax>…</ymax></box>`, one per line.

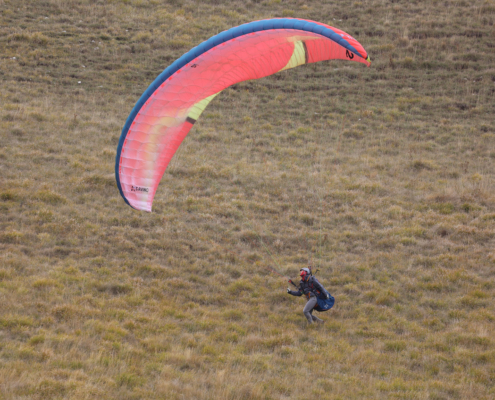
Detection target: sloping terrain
<box><xmin>1</xmin><ymin>0</ymin><xmax>494</xmax><ymax>399</ymax></box>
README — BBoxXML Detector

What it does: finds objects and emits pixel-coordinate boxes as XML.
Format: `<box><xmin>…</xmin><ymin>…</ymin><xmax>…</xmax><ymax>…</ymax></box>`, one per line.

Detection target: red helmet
<box><xmin>300</xmin><ymin>268</ymin><xmax>310</xmax><ymax>278</ymax></box>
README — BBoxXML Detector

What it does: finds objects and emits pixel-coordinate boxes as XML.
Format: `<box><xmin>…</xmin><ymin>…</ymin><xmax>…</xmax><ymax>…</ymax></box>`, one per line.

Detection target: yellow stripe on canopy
<box><xmin>187</xmin><ymin>92</ymin><xmax>220</xmax><ymax>122</ymax></box>
<box><xmin>279</xmin><ymin>41</ymin><xmax>307</xmax><ymax>72</ymax></box>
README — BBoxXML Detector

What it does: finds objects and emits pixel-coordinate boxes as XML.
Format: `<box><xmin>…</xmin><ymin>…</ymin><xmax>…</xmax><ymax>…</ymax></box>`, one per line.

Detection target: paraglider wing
<box><xmin>116</xmin><ymin>18</ymin><xmax>370</xmax><ymax>211</ymax></box>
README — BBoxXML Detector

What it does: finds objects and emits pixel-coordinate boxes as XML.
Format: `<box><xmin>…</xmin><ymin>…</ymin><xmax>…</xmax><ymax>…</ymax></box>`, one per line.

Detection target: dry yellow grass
<box><xmin>1</xmin><ymin>0</ymin><xmax>495</xmax><ymax>399</ymax></box>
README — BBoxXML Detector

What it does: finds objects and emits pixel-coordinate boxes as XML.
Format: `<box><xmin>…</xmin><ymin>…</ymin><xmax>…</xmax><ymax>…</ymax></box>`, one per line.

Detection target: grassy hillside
<box><xmin>1</xmin><ymin>0</ymin><xmax>494</xmax><ymax>398</ymax></box>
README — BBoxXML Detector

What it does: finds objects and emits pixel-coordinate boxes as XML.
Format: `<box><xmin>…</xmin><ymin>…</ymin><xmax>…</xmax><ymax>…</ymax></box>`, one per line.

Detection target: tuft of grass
<box><xmin>35</xmin><ymin>190</ymin><xmax>66</xmax><ymax>205</ymax></box>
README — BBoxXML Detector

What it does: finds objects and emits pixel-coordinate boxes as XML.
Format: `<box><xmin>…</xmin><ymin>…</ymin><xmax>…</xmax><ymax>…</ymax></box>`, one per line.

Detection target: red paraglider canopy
<box><xmin>116</xmin><ymin>18</ymin><xmax>370</xmax><ymax>212</ymax></box>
